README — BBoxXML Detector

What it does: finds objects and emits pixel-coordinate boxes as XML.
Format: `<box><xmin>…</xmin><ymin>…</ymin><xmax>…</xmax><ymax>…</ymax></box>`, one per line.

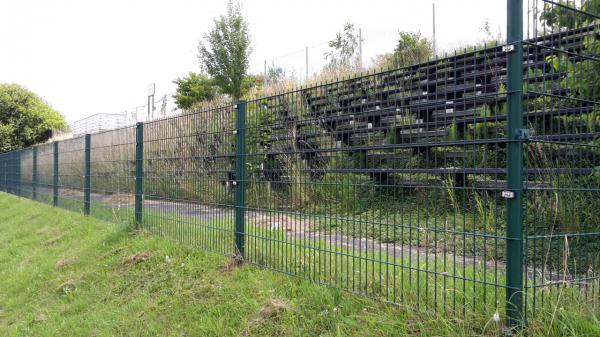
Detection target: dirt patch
<box><xmin>51</xmin><ymin>187</ymin><xmax>134</xmax><ymax>206</ymax></box>
<box><xmin>102</xmin><ymin>193</ymin><xmax>134</xmax><ymax>206</ymax></box>
<box><xmin>60</xmin><ymin>189</ymin><xmax>83</xmax><ymax>198</ymax></box>
<box><xmin>34</xmin><ymin>312</ymin><xmax>47</xmax><ymax>322</ymax></box>
<box><xmin>248</xmin><ymin>214</ymin><xmax>313</xmax><ymax>234</ymax></box>
<box><xmin>55</xmin><ymin>258</ymin><xmax>77</xmax><ymax>269</ymax></box>
<box><xmin>258</xmin><ymin>299</ymin><xmax>291</xmax><ymax>319</ymax></box>
<box><xmin>218</xmin><ymin>254</ymin><xmax>243</xmax><ymax>273</ymax></box>
<box><xmin>242</xmin><ymin>298</ymin><xmax>292</xmax><ymax>335</ymax></box>
<box><xmin>123</xmin><ymin>252</ymin><xmax>153</xmax><ymax>265</ymax></box>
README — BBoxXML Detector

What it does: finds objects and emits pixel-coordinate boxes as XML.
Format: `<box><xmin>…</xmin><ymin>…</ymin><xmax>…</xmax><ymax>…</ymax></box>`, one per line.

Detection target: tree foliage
<box><xmin>0</xmin><ymin>84</ymin><xmax>66</xmax><ymax>153</ymax></box>
<box><xmin>172</xmin><ymin>73</ymin><xmax>218</xmax><ymax>110</ymax></box>
<box><xmin>197</xmin><ymin>1</ymin><xmax>251</xmax><ymax>102</ymax></box>
<box><xmin>373</xmin><ymin>31</ymin><xmax>433</xmax><ymax>70</ymax></box>
<box><xmin>265</xmin><ymin>65</ymin><xmax>286</xmax><ymax>84</ymax></box>
<box><xmin>325</xmin><ymin>23</ymin><xmax>363</xmax><ymax>70</ymax></box>
<box><xmin>542</xmin><ymin>1</ymin><xmax>600</xmax><ymax>102</ymax></box>
<box><xmin>540</xmin><ymin>0</ymin><xmax>600</xmax><ymax>29</ymax></box>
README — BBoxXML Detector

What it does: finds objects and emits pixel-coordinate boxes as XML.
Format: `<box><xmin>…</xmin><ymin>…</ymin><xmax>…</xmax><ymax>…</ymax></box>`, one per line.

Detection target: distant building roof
<box><xmin>70</xmin><ymin>113</ymin><xmax>128</xmax><ymax>136</ymax></box>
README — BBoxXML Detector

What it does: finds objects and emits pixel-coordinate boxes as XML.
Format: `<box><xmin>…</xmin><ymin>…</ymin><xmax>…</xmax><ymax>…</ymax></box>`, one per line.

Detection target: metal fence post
<box><xmin>2</xmin><ymin>156</ymin><xmax>6</xmax><ymax>192</ymax></box>
<box><xmin>32</xmin><ymin>147</ymin><xmax>38</xmax><ymax>200</ymax></box>
<box><xmin>235</xmin><ymin>101</ymin><xmax>247</xmax><ymax>259</ymax></box>
<box><xmin>53</xmin><ymin>142</ymin><xmax>59</xmax><ymax>207</ymax></box>
<box><xmin>16</xmin><ymin>151</ymin><xmax>21</xmax><ymax>197</ymax></box>
<box><xmin>135</xmin><ymin>122</ymin><xmax>144</xmax><ymax>228</ymax></box>
<box><xmin>5</xmin><ymin>154</ymin><xmax>9</xmax><ymax>194</ymax></box>
<box><xmin>0</xmin><ymin>157</ymin><xmax>4</xmax><ymax>192</ymax></box>
<box><xmin>84</xmin><ymin>134</ymin><xmax>92</xmax><ymax>215</ymax></box>
<box><xmin>6</xmin><ymin>153</ymin><xmax>12</xmax><ymax>194</ymax></box>
<box><xmin>506</xmin><ymin>0</ymin><xmax>524</xmax><ymax>330</ymax></box>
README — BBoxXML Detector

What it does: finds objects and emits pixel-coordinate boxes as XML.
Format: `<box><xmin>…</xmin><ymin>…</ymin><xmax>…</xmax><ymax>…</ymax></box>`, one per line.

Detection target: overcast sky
<box><xmin>0</xmin><ymin>0</ymin><xmax>507</xmax><ymax>124</ymax></box>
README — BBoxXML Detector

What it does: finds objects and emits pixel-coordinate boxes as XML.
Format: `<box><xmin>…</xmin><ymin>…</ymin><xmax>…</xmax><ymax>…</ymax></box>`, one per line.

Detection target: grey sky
<box><xmin>0</xmin><ymin>0</ymin><xmax>506</xmax><ymax>123</ymax></box>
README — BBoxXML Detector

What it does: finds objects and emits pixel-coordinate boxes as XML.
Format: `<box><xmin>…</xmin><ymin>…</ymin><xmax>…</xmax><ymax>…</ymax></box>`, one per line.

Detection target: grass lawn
<box><xmin>0</xmin><ymin>192</ymin><xmax>598</xmax><ymax>337</ymax></box>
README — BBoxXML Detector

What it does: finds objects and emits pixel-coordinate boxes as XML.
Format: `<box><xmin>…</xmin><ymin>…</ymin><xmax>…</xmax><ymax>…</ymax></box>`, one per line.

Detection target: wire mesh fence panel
<box><xmin>243</xmin><ymin>42</ymin><xmax>511</xmax><ymax>317</ymax></box>
<box><xmin>36</xmin><ymin>143</ymin><xmax>55</xmax><ymax>206</ymax></box>
<box><xmin>89</xmin><ymin>126</ymin><xmax>136</xmax><ymax>224</ymax></box>
<box><xmin>141</xmin><ymin>105</ymin><xmax>237</xmax><ymax>255</ymax></box>
<box><xmin>523</xmin><ymin>0</ymin><xmax>600</xmax><ymax>317</ymax></box>
<box><xmin>18</xmin><ymin>148</ymin><xmax>34</xmax><ymax>199</ymax></box>
<box><xmin>55</xmin><ymin>136</ymin><xmax>86</xmax><ymax>213</ymax></box>
<box><xmin>0</xmin><ymin>151</ymin><xmax>20</xmax><ymax>195</ymax></box>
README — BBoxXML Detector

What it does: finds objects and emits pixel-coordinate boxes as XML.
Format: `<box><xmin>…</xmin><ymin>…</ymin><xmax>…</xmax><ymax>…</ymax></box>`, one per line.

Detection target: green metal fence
<box><xmin>522</xmin><ymin>0</ymin><xmax>600</xmax><ymax>325</ymax></box>
<box><xmin>1</xmin><ymin>0</ymin><xmax>599</xmax><ymax>329</ymax></box>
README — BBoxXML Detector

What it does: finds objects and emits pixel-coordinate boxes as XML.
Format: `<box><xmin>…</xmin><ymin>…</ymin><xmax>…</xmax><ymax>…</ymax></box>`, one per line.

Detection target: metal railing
<box><xmin>1</xmin><ymin>0</ymin><xmax>599</xmax><ymax>330</ymax></box>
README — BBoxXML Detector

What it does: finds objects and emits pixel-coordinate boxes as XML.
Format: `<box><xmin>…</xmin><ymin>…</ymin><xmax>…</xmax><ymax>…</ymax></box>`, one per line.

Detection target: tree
<box><xmin>172</xmin><ymin>73</ymin><xmax>218</xmax><ymax>110</ymax></box>
<box><xmin>198</xmin><ymin>0</ymin><xmax>251</xmax><ymax>102</ymax></box>
<box><xmin>324</xmin><ymin>23</ymin><xmax>363</xmax><ymax>70</ymax></box>
<box><xmin>265</xmin><ymin>65</ymin><xmax>286</xmax><ymax>84</ymax></box>
<box><xmin>373</xmin><ymin>31</ymin><xmax>433</xmax><ymax>70</ymax></box>
<box><xmin>240</xmin><ymin>74</ymin><xmax>263</xmax><ymax>96</ymax></box>
<box><xmin>0</xmin><ymin>84</ymin><xmax>66</xmax><ymax>153</ymax></box>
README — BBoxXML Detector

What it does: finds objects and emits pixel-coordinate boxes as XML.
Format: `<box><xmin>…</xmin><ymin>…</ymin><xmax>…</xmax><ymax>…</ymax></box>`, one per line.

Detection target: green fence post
<box><xmin>0</xmin><ymin>157</ymin><xmax>4</xmax><ymax>192</ymax></box>
<box><xmin>53</xmin><ymin>142</ymin><xmax>59</xmax><ymax>207</ymax></box>
<box><xmin>6</xmin><ymin>154</ymin><xmax>11</xmax><ymax>194</ymax></box>
<box><xmin>5</xmin><ymin>154</ymin><xmax>10</xmax><ymax>194</ymax></box>
<box><xmin>32</xmin><ymin>147</ymin><xmax>38</xmax><ymax>200</ymax></box>
<box><xmin>6</xmin><ymin>152</ymin><xmax>13</xmax><ymax>194</ymax></box>
<box><xmin>506</xmin><ymin>0</ymin><xmax>524</xmax><ymax>331</ymax></box>
<box><xmin>84</xmin><ymin>134</ymin><xmax>92</xmax><ymax>215</ymax></box>
<box><xmin>135</xmin><ymin>122</ymin><xmax>144</xmax><ymax>229</ymax></box>
<box><xmin>16</xmin><ymin>150</ymin><xmax>21</xmax><ymax>197</ymax></box>
<box><xmin>2</xmin><ymin>157</ymin><xmax>5</xmax><ymax>192</ymax></box>
<box><xmin>234</xmin><ymin>101</ymin><xmax>247</xmax><ymax>259</ymax></box>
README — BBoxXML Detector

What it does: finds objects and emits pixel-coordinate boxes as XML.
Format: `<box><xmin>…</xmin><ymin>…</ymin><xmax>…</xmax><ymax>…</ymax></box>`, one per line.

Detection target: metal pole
<box><xmin>305</xmin><ymin>46</ymin><xmax>309</xmax><ymax>82</ymax></box>
<box><xmin>53</xmin><ymin>142</ymin><xmax>59</xmax><ymax>207</ymax></box>
<box><xmin>135</xmin><ymin>122</ymin><xmax>144</xmax><ymax>228</ymax></box>
<box><xmin>151</xmin><ymin>94</ymin><xmax>155</xmax><ymax>119</ymax></box>
<box><xmin>84</xmin><ymin>134</ymin><xmax>92</xmax><ymax>215</ymax></box>
<box><xmin>432</xmin><ymin>3</ymin><xmax>437</xmax><ymax>57</ymax></box>
<box><xmin>146</xmin><ymin>83</ymin><xmax>155</xmax><ymax>121</ymax></box>
<box><xmin>32</xmin><ymin>147</ymin><xmax>38</xmax><ymax>200</ymax></box>
<box><xmin>234</xmin><ymin>101</ymin><xmax>247</xmax><ymax>259</ymax></box>
<box><xmin>506</xmin><ymin>0</ymin><xmax>524</xmax><ymax>330</ymax></box>
<box><xmin>2</xmin><ymin>158</ymin><xmax>6</xmax><ymax>192</ymax></box>
<box><xmin>16</xmin><ymin>150</ymin><xmax>21</xmax><ymax>197</ymax></box>
<box><xmin>358</xmin><ymin>28</ymin><xmax>363</xmax><ymax>69</ymax></box>
<box><xmin>5</xmin><ymin>153</ymin><xmax>9</xmax><ymax>193</ymax></box>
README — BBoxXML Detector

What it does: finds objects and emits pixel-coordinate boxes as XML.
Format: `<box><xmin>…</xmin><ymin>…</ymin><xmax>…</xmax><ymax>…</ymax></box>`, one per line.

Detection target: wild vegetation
<box><xmin>34</xmin><ymin>16</ymin><xmax>600</xmax><ymax>274</ymax></box>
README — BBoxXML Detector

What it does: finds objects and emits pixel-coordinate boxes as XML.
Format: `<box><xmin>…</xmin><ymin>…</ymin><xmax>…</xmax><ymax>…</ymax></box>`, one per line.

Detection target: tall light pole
<box><xmin>305</xmin><ymin>46</ymin><xmax>309</xmax><ymax>82</ymax></box>
<box><xmin>358</xmin><ymin>28</ymin><xmax>363</xmax><ymax>69</ymax></box>
<box><xmin>432</xmin><ymin>2</ymin><xmax>437</xmax><ymax>57</ymax></box>
<box><xmin>147</xmin><ymin>83</ymin><xmax>155</xmax><ymax>121</ymax></box>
